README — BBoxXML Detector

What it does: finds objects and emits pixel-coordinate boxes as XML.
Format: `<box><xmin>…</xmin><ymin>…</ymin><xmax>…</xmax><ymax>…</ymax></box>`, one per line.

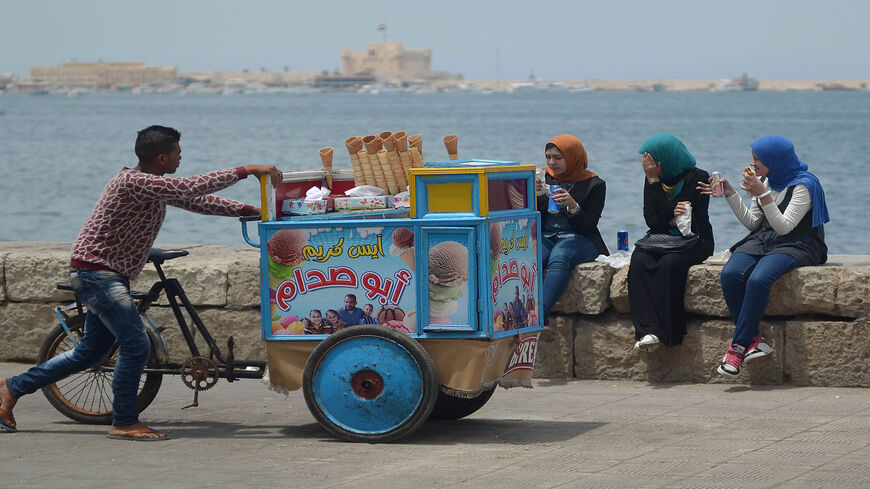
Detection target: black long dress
<box><xmin>628</xmin><ymin>168</ymin><xmax>714</xmax><ymax>346</ymax></box>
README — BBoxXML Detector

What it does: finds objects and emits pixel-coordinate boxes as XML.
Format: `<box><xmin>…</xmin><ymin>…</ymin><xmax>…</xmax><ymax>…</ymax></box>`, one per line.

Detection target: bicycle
<box><xmin>40</xmin><ymin>248</ymin><xmax>266</xmax><ymax>424</ymax></box>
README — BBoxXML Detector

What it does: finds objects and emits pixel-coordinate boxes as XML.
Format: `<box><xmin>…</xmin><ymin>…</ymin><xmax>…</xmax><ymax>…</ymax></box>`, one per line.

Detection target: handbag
<box><xmin>634</xmin><ymin>232</ymin><xmax>700</xmax><ymax>254</ymax></box>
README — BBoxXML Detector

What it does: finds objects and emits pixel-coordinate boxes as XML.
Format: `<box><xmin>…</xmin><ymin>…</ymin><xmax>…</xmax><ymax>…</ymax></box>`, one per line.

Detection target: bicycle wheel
<box><xmin>302</xmin><ymin>325</ymin><xmax>438</xmax><ymax>443</ymax></box>
<box><xmin>38</xmin><ymin>318</ymin><xmax>163</xmax><ymax>425</ymax></box>
<box><xmin>429</xmin><ymin>386</ymin><xmax>496</xmax><ymax>420</ymax></box>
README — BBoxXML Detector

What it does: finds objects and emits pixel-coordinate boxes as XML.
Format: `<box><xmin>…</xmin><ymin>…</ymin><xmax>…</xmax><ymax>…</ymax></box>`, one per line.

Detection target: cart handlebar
<box><xmin>239</xmin><ymin>215</ymin><xmax>261</xmax><ymax>248</ymax></box>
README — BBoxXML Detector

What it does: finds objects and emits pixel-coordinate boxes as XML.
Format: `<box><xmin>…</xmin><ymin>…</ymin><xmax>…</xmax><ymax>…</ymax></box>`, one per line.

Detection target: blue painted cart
<box><xmin>242</xmin><ymin>160</ymin><xmax>544</xmax><ymax>442</ymax></box>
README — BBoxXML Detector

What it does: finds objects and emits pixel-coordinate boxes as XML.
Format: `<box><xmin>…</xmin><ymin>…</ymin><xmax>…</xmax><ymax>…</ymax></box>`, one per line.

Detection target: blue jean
<box><xmin>7</xmin><ymin>270</ymin><xmax>150</xmax><ymax>426</ymax></box>
<box><xmin>541</xmin><ymin>234</ymin><xmax>599</xmax><ymax>325</ymax></box>
<box><xmin>720</xmin><ymin>252</ymin><xmax>800</xmax><ymax>347</ymax></box>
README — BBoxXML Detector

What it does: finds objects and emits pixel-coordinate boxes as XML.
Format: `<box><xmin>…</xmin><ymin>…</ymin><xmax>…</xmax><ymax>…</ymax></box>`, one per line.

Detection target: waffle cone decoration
<box><xmin>393</xmin><ymin>131</ymin><xmax>414</xmax><ymax>181</ymax></box>
<box><xmin>357</xmin><ymin>150</ymin><xmax>376</xmax><ymax>186</ymax></box>
<box><xmin>443</xmin><ymin>134</ymin><xmax>458</xmax><ymax>160</ymax></box>
<box><xmin>409</xmin><ymin>146</ymin><xmax>424</xmax><ymax>168</ymax></box>
<box><xmin>409</xmin><ymin>134</ymin><xmax>422</xmax><ymax>155</ymax></box>
<box><xmin>377</xmin><ymin>149</ymin><xmax>399</xmax><ymax>194</ymax></box>
<box><xmin>345</xmin><ymin>136</ymin><xmax>365</xmax><ymax>186</ymax></box>
<box><xmin>380</xmin><ymin>131</ymin><xmax>406</xmax><ymax>191</ymax></box>
<box><xmin>319</xmin><ymin>147</ymin><xmax>334</xmax><ymax>187</ymax></box>
<box><xmin>363</xmin><ymin>135</ymin><xmax>388</xmax><ymax>192</ymax></box>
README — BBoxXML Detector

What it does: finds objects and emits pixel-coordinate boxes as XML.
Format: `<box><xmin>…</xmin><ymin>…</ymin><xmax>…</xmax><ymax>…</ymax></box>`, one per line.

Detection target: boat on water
<box><xmin>714</xmin><ymin>73</ymin><xmax>759</xmax><ymax>91</ymax></box>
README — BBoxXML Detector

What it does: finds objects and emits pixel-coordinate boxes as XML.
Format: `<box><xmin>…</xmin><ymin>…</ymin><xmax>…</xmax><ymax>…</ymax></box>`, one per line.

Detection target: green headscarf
<box><xmin>637</xmin><ymin>133</ymin><xmax>696</xmax><ymax>180</ymax></box>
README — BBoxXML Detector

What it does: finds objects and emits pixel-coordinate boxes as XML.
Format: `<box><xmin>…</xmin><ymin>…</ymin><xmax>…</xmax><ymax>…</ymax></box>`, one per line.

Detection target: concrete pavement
<box><xmin>2</xmin><ymin>361</ymin><xmax>870</xmax><ymax>489</ymax></box>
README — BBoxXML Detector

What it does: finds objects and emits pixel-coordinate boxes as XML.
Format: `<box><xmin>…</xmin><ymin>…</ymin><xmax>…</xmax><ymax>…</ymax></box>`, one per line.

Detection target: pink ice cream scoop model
<box><xmin>389</xmin><ymin>227</ymin><xmax>415</xmax><ymax>272</ymax></box>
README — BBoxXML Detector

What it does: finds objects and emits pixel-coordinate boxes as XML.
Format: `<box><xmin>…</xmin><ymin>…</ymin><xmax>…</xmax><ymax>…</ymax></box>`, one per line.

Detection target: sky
<box><xmin>3</xmin><ymin>0</ymin><xmax>869</xmax><ymax>81</ymax></box>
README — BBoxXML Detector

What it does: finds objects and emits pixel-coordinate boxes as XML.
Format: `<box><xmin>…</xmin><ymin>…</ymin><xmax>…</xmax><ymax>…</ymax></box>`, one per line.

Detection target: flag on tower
<box><xmin>377</xmin><ymin>23</ymin><xmax>386</xmax><ymax>31</ymax></box>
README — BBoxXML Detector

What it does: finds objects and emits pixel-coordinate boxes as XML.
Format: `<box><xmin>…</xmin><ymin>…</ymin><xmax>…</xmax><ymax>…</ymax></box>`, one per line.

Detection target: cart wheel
<box><xmin>302</xmin><ymin>325</ymin><xmax>438</xmax><ymax>443</ymax></box>
<box><xmin>429</xmin><ymin>386</ymin><xmax>496</xmax><ymax>420</ymax></box>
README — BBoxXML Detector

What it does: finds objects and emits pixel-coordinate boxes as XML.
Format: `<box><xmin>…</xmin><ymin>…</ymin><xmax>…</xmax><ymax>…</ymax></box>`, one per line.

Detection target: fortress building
<box><xmin>30</xmin><ymin>61</ymin><xmax>177</xmax><ymax>89</ymax></box>
<box><xmin>340</xmin><ymin>40</ymin><xmax>459</xmax><ymax>82</ymax></box>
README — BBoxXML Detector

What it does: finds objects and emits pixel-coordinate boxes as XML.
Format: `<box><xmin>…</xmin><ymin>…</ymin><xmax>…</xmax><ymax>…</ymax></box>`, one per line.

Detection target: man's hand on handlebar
<box><xmin>244</xmin><ymin>165</ymin><xmax>282</xmax><ymax>186</ymax></box>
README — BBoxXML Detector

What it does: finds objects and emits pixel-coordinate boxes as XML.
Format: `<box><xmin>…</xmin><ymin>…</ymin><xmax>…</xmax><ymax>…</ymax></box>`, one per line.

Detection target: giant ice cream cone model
<box><xmin>443</xmin><ymin>134</ymin><xmax>458</xmax><ymax>160</ymax></box>
<box><xmin>393</xmin><ymin>131</ymin><xmax>414</xmax><ymax>183</ymax></box>
<box><xmin>389</xmin><ymin>227</ymin><xmax>415</xmax><ymax>272</ymax></box>
<box><xmin>319</xmin><ymin>147</ymin><xmax>334</xmax><ymax>187</ymax></box>
<box><xmin>428</xmin><ymin>241</ymin><xmax>469</xmax><ymax>322</ymax></box>
<box><xmin>267</xmin><ymin>229</ymin><xmax>308</xmax><ymax>289</ymax></box>
<box><xmin>363</xmin><ymin>135</ymin><xmax>388</xmax><ymax>192</ymax></box>
<box><xmin>344</xmin><ymin>136</ymin><xmax>364</xmax><ymax>186</ymax></box>
<box><xmin>377</xmin><ymin>149</ymin><xmax>399</xmax><ymax>194</ymax></box>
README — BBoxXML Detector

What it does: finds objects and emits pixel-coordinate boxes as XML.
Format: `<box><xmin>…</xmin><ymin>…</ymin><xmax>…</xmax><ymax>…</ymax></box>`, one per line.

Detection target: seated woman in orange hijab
<box><xmin>535</xmin><ymin>134</ymin><xmax>609</xmax><ymax>327</ymax></box>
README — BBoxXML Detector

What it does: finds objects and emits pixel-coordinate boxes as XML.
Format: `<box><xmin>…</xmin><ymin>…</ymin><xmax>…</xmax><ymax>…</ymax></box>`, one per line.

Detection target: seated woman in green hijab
<box><xmin>629</xmin><ymin>133</ymin><xmax>714</xmax><ymax>351</ymax></box>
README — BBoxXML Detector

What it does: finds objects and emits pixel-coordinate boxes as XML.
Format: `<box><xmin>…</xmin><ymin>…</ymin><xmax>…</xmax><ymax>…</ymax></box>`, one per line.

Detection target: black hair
<box><xmin>135</xmin><ymin>125</ymin><xmax>180</xmax><ymax>163</ymax></box>
<box><xmin>545</xmin><ymin>142</ymin><xmax>558</xmax><ymax>150</ymax></box>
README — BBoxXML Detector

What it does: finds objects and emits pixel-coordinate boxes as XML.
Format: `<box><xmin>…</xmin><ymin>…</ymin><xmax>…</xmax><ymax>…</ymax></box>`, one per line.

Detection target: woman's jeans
<box><xmin>720</xmin><ymin>252</ymin><xmax>800</xmax><ymax>347</ymax></box>
<box><xmin>541</xmin><ymin>234</ymin><xmax>599</xmax><ymax>325</ymax></box>
<box><xmin>7</xmin><ymin>269</ymin><xmax>150</xmax><ymax>427</ymax></box>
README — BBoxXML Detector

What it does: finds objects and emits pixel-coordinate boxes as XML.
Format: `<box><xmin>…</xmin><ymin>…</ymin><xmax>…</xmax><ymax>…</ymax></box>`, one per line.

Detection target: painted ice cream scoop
<box><xmin>267</xmin><ymin>229</ymin><xmax>308</xmax><ymax>280</ymax></box>
<box><xmin>428</xmin><ymin>241</ymin><xmax>469</xmax><ymax>323</ymax></box>
<box><xmin>389</xmin><ymin>227</ymin><xmax>415</xmax><ymax>272</ymax></box>
<box><xmin>376</xmin><ymin>304</ymin><xmax>405</xmax><ymax>324</ymax></box>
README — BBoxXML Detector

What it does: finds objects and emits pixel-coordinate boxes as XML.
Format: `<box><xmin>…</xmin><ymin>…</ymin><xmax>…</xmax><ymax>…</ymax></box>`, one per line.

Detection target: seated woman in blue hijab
<box><xmin>698</xmin><ymin>135</ymin><xmax>828</xmax><ymax>378</ymax></box>
<box><xmin>629</xmin><ymin>133</ymin><xmax>714</xmax><ymax>351</ymax></box>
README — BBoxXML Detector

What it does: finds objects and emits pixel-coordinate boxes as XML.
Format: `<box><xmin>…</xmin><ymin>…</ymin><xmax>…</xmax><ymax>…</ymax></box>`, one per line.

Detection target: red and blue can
<box><xmin>617</xmin><ymin>230</ymin><xmax>629</xmax><ymax>251</ymax></box>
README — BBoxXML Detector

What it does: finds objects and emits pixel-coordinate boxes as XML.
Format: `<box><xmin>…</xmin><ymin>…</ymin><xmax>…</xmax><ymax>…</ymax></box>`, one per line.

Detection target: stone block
<box><xmin>552</xmin><ymin>262</ymin><xmax>613</xmax><ymax>315</ymax></box>
<box><xmin>0</xmin><ymin>302</ymin><xmax>65</xmax><ymax>363</ymax></box>
<box><xmin>609</xmin><ymin>266</ymin><xmax>630</xmax><ymax>314</ymax></box>
<box><xmin>1</xmin><ymin>250</ymin><xmax>7</xmax><ymax>301</ymax></box>
<box><xmin>573</xmin><ymin>313</ymin><xmax>784</xmax><ymax>384</ymax></box>
<box><xmin>145</xmin><ymin>306</ymin><xmax>265</xmax><ymax>364</ymax></box>
<box><xmin>685</xmin><ymin>265</ymin><xmax>729</xmax><ymax>317</ymax></box>
<box><xmin>783</xmin><ymin>319</ymin><xmax>870</xmax><ymax>386</ymax></box>
<box><xmin>227</xmin><ymin>254</ymin><xmax>261</xmax><ymax>308</ymax></box>
<box><xmin>5</xmin><ymin>248</ymin><xmax>75</xmax><ymax>302</ymax></box>
<box><xmin>532</xmin><ymin>315</ymin><xmax>574</xmax><ymax>378</ymax></box>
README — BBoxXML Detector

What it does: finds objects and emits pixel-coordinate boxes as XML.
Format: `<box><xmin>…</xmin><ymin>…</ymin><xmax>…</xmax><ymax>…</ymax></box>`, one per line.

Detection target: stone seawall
<box><xmin>2</xmin><ymin>242</ymin><xmax>869</xmax><ymax>386</ymax></box>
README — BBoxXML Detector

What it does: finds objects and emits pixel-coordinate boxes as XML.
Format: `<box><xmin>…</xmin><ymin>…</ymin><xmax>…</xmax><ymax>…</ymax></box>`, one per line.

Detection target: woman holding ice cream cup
<box><xmin>535</xmin><ymin>134</ymin><xmax>608</xmax><ymax>329</ymax></box>
<box><xmin>698</xmin><ymin>135</ymin><xmax>829</xmax><ymax>378</ymax></box>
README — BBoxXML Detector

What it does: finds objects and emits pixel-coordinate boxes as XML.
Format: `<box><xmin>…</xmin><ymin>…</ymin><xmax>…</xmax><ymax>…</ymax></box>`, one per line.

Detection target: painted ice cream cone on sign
<box><xmin>345</xmin><ymin>136</ymin><xmax>365</xmax><ymax>186</ymax></box>
<box><xmin>319</xmin><ymin>147</ymin><xmax>334</xmax><ymax>187</ymax></box>
<box><xmin>363</xmin><ymin>135</ymin><xmax>388</xmax><ymax>192</ymax></box>
<box><xmin>389</xmin><ymin>227</ymin><xmax>415</xmax><ymax>272</ymax></box>
<box><xmin>443</xmin><ymin>134</ymin><xmax>458</xmax><ymax>160</ymax></box>
<box><xmin>428</xmin><ymin>241</ymin><xmax>469</xmax><ymax>323</ymax></box>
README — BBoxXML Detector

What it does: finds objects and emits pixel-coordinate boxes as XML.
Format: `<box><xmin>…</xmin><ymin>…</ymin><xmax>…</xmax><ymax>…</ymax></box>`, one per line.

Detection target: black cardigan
<box><xmin>537</xmin><ymin>174</ymin><xmax>609</xmax><ymax>256</ymax></box>
<box><xmin>642</xmin><ymin>168</ymin><xmax>714</xmax><ymax>257</ymax></box>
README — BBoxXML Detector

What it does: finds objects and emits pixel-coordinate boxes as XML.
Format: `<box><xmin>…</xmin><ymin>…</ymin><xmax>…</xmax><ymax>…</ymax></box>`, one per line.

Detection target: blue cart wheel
<box><xmin>302</xmin><ymin>325</ymin><xmax>438</xmax><ymax>443</ymax></box>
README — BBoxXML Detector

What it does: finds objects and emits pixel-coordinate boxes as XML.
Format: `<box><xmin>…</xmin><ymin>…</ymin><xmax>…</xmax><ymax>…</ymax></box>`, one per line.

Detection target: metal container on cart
<box><xmin>242</xmin><ymin>159</ymin><xmax>543</xmax><ymax>442</ymax></box>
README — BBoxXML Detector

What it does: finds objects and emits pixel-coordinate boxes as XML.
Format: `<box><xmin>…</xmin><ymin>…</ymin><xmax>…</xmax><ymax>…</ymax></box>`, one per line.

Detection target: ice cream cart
<box><xmin>241</xmin><ymin>159</ymin><xmax>543</xmax><ymax>442</ymax></box>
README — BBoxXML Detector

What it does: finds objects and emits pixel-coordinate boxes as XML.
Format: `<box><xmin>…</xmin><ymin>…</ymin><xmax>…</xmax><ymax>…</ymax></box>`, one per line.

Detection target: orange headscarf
<box><xmin>545</xmin><ymin>134</ymin><xmax>596</xmax><ymax>182</ymax></box>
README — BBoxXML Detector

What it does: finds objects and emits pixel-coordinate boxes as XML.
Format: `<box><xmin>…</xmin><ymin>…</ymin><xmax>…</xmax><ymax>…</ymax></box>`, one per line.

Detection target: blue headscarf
<box><xmin>749</xmin><ymin>135</ymin><xmax>829</xmax><ymax>228</ymax></box>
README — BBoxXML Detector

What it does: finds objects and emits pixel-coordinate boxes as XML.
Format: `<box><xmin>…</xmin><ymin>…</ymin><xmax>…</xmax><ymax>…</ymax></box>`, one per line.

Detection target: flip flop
<box><xmin>0</xmin><ymin>407</ymin><xmax>17</xmax><ymax>433</ymax></box>
<box><xmin>106</xmin><ymin>428</ymin><xmax>169</xmax><ymax>442</ymax></box>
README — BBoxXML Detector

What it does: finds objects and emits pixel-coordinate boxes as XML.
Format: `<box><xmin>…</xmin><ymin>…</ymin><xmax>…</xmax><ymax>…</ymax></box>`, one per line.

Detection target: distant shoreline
<box><xmin>461</xmin><ymin>79</ymin><xmax>869</xmax><ymax>91</ymax></box>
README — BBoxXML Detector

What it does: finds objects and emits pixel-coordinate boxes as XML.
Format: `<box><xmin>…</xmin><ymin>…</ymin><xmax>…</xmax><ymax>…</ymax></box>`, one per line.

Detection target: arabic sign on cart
<box><xmin>489</xmin><ymin>217</ymin><xmax>539</xmax><ymax>333</ymax></box>
<box><xmin>265</xmin><ymin>225</ymin><xmax>417</xmax><ymax>338</ymax></box>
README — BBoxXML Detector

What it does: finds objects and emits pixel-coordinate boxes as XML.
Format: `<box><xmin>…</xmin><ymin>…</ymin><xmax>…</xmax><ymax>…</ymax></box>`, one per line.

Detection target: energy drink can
<box><xmin>617</xmin><ymin>230</ymin><xmax>629</xmax><ymax>251</ymax></box>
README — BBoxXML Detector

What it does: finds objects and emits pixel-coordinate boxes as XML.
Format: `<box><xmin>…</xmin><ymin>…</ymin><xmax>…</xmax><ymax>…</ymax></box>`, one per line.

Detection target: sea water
<box><xmin>0</xmin><ymin>90</ymin><xmax>868</xmax><ymax>254</ymax></box>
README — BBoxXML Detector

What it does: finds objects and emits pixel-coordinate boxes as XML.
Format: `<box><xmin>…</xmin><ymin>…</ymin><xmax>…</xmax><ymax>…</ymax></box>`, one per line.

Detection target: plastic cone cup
<box><xmin>443</xmin><ymin>134</ymin><xmax>458</xmax><ymax>160</ymax></box>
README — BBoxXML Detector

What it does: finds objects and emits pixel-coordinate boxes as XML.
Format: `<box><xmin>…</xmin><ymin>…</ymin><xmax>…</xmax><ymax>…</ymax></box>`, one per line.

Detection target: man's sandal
<box><xmin>0</xmin><ymin>407</ymin><xmax>17</xmax><ymax>433</ymax></box>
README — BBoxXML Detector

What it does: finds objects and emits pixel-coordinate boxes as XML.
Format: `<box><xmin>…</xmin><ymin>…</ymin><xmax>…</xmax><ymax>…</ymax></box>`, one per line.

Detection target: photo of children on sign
<box><xmin>490</xmin><ymin>218</ymin><xmax>539</xmax><ymax>333</ymax></box>
<box><xmin>266</xmin><ymin>226</ymin><xmax>417</xmax><ymax>337</ymax></box>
